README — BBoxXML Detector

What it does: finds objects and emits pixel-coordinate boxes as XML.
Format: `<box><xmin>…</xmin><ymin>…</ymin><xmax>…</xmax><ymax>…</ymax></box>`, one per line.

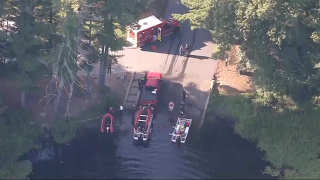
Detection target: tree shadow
<box><xmin>198</xmin><ymin>117</ymin><xmax>276</xmax><ymax>179</ymax></box>
<box><xmin>134</xmin><ymin>0</ymin><xmax>214</xmax><ymax>56</ymax></box>
<box><xmin>219</xmin><ymin>85</ymin><xmax>244</xmax><ymax>95</ymax></box>
<box><xmin>187</xmin><ymin>54</ymin><xmax>210</xmax><ymax>60</ymax></box>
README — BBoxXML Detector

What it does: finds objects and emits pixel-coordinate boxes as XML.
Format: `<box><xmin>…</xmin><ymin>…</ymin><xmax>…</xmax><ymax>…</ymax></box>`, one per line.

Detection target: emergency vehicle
<box><xmin>140</xmin><ymin>72</ymin><xmax>163</xmax><ymax>106</ymax></box>
<box><xmin>133</xmin><ymin>106</ymin><xmax>154</xmax><ymax>143</ymax></box>
<box><xmin>127</xmin><ymin>15</ymin><xmax>180</xmax><ymax>47</ymax></box>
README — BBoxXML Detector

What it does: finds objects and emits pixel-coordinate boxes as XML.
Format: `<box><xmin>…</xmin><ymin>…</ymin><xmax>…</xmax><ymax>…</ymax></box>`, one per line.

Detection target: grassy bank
<box><xmin>206</xmin><ymin>93</ymin><xmax>320</xmax><ymax>179</ymax></box>
<box><xmin>50</xmin><ymin>94</ymin><xmax>120</xmax><ymax>144</ymax></box>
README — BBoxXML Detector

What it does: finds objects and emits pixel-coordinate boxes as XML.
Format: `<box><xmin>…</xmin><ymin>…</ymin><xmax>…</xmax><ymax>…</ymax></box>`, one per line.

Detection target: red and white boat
<box><xmin>133</xmin><ymin>106</ymin><xmax>154</xmax><ymax>142</ymax></box>
<box><xmin>101</xmin><ymin>113</ymin><xmax>114</xmax><ymax>133</ymax></box>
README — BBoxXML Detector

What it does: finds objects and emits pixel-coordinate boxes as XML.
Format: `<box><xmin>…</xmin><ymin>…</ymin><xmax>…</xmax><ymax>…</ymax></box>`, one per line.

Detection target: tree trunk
<box><xmin>99</xmin><ymin>45</ymin><xmax>108</xmax><ymax>94</ymax></box>
<box><xmin>49</xmin><ymin>2</ymin><xmax>53</xmax><ymax>49</ymax></box>
<box><xmin>21</xmin><ymin>91</ymin><xmax>25</xmax><ymax>108</ymax></box>
<box><xmin>65</xmin><ymin>79</ymin><xmax>74</xmax><ymax>117</ymax></box>
<box><xmin>89</xmin><ymin>19</ymin><xmax>92</xmax><ymax>44</ymax></box>
<box><xmin>53</xmin><ymin>80</ymin><xmax>63</xmax><ymax>119</ymax></box>
<box><xmin>86</xmin><ymin>70</ymin><xmax>91</xmax><ymax>97</ymax></box>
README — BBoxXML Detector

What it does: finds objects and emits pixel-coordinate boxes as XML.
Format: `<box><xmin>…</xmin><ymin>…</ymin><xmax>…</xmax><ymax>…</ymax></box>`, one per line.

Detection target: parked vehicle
<box><xmin>140</xmin><ymin>72</ymin><xmax>163</xmax><ymax>107</ymax></box>
<box><xmin>127</xmin><ymin>15</ymin><xmax>180</xmax><ymax>47</ymax></box>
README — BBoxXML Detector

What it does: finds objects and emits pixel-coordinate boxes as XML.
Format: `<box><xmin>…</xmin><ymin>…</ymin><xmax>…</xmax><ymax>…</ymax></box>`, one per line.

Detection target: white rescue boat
<box><xmin>170</xmin><ymin>117</ymin><xmax>192</xmax><ymax>143</ymax></box>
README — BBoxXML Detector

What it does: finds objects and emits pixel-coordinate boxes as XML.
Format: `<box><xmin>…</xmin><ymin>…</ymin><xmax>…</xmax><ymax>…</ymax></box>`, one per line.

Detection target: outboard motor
<box><xmin>177</xmin><ymin>136</ymin><xmax>181</xmax><ymax>146</ymax></box>
<box><xmin>106</xmin><ymin>126</ymin><xmax>110</xmax><ymax>132</ymax></box>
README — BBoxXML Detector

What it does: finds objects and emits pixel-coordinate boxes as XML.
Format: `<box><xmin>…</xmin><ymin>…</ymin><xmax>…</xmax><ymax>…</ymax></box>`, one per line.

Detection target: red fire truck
<box><xmin>127</xmin><ymin>15</ymin><xmax>180</xmax><ymax>47</ymax></box>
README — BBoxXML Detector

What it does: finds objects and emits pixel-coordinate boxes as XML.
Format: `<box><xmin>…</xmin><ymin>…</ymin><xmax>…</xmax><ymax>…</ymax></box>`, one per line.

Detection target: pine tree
<box><xmin>83</xmin><ymin>0</ymin><xmax>153</xmax><ymax>93</ymax></box>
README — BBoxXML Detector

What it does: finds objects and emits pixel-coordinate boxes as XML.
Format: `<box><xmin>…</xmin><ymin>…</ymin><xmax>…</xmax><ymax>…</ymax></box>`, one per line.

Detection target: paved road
<box><xmin>79</xmin><ymin>0</ymin><xmax>218</xmax><ymax>118</ymax></box>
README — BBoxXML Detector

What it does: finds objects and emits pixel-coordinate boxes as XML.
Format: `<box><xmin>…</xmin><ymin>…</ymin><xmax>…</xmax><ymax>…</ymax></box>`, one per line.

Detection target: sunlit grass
<box><xmin>207</xmin><ymin>93</ymin><xmax>320</xmax><ymax>179</ymax></box>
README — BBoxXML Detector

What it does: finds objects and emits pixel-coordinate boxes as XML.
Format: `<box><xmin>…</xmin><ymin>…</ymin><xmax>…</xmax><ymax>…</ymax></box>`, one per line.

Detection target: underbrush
<box><xmin>0</xmin><ymin>108</ymin><xmax>42</xmax><ymax>179</ymax></box>
<box><xmin>207</xmin><ymin>93</ymin><xmax>320</xmax><ymax>179</ymax></box>
<box><xmin>50</xmin><ymin>90</ymin><xmax>120</xmax><ymax>144</ymax></box>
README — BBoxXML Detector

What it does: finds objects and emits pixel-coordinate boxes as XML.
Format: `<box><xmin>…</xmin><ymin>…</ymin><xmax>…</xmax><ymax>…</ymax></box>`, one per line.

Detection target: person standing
<box><xmin>138</xmin><ymin>78</ymin><xmax>142</xmax><ymax>91</ymax></box>
<box><xmin>169</xmin><ymin>101</ymin><xmax>174</xmax><ymax>112</ymax></box>
<box><xmin>107</xmin><ymin>61</ymin><xmax>112</xmax><ymax>74</ymax></box>
<box><xmin>131</xmin><ymin>105</ymin><xmax>135</xmax><ymax>125</ymax></box>
<box><xmin>119</xmin><ymin>105</ymin><xmax>123</xmax><ymax>117</ymax></box>
<box><xmin>179</xmin><ymin>45</ymin><xmax>184</xmax><ymax>56</ymax></box>
<box><xmin>185</xmin><ymin>44</ymin><xmax>190</xmax><ymax>56</ymax></box>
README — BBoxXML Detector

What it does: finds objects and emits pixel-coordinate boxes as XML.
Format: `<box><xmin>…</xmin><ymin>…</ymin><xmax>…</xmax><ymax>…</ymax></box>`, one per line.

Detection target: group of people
<box><xmin>177</xmin><ymin>120</ymin><xmax>190</xmax><ymax>136</ymax></box>
<box><xmin>180</xmin><ymin>90</ymin><xmax>186</xmax><ymax>117</ymax></box>
<box><xmin>179</xmin><ymin>44</ymin><xmax>190</xmax><ymax>56</ymax></box>
<box><xmin>136</xmin><ymin>121</ymin><xmax>146</xmax><ymax>133</ymax></box>
<box><xmin>168</xmin><ymin>89</ymin><xmax>187</xmax><ymax>118</ymax></box>
<box><xmin>104</xmin><ymin>106</ymin><xmax>123</xmax><ymax>127</ymax></box>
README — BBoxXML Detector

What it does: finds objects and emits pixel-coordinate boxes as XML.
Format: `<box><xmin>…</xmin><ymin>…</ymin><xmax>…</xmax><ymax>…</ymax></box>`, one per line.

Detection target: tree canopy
<box><xmin>175</xmin><ymin>0</ymin><xmax>320</xmax><ymax>104</ymax></box>
<box><xmin>175</xmin><ymin>0</ymin><xmax>320</xmax><ymax>178</ymax></box>
<box><xmin>0</xmin><ymin>0</ymin><xmax>153</xmax><ymax>178</ymax></box>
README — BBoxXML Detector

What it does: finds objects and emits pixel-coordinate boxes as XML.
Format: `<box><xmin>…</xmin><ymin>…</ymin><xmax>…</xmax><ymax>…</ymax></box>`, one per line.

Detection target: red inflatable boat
<box><xmin>101</xmin><ymin>113</ymin><xmax>114</xmax><ymax>133</ymax></box>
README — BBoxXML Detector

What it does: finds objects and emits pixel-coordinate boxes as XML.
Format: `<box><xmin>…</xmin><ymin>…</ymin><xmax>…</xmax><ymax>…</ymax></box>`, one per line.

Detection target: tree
<box><xmin>82</xmin><ymin>0</ymin><xmax>153</xmax><ymax>93</ymax></box>
<box><xmin>0</xmin><ymin>94</ymin><xmax>42</xmax><ymax>179</ymax></box>
<box><xmin>175</xmin><ymin>0</ymin><xmax>320</xmax><ymax>104</ymax></box>
<box><xmin>42</xmin><ymin>0</ymin><xmax>85</xmax><ymax>118</ymax></box>
<box><xmin>10</xmin><ymin>0</ymin><xmax>48</xmax><ymax>107</ymax></box>
<box><xmin>176</xmin><ymin>0</ymin><xmax>320</xmax><ymax>178</ymax></box>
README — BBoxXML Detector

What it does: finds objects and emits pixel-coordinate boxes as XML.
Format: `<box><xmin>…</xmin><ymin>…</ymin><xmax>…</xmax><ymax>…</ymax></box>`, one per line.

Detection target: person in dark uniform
<box><xmin>109</xmin><ymin>107</ymin><xmax>114</xmax><ymax>114</ymax></box>
<box><xmin>213</xmin><ymin>73</ymin><xmax>217</xmax><ymax>82</ymax></box>
<box><xmin>181</xmin><ymin>90</ymin><xmax>186</xmax><ymax>102</ymax></box>
<box><xmin>179</xmin><ymin>45</ymin><xmax>184</xmax><ymax>56</ymax></box>
<box><xmin>138</xmin><ymin>78</ymin><xmax>142</xmax><ymax>91</ymax></box>
<box><xmin>180</xmin><ymin>102</ymin><xmax>185</xmax><ymax>112</ymax></box>
<box><xmin>131</xmin><ymin>105</ymin><xmax>135</xmax><ymax>125</ymax></box>
<box><xmin>107</xmin><ymin>61</ymin><xmax>112</xmax><ymax>74</ymax></box>
<box><xmin>119</xmin><ymin>105</ymin><xmax>123</xmax><ymax>117</ymax></box>
<box><xmin>185</xmin><ymin>44</ymin><xmax>190</xmax><ymax>52</ymax></box>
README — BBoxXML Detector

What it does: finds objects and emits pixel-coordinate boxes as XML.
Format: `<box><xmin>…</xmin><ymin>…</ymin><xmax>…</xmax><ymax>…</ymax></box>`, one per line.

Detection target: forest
<box><xmin>0</xmin><ymin>0</ymin><xmax>154</xmax><ymax>178</ymax></box>
<box><xmin>175</xmin><ymin>0</ymin><xmax>320</xmax><ymax>179</ymax></box>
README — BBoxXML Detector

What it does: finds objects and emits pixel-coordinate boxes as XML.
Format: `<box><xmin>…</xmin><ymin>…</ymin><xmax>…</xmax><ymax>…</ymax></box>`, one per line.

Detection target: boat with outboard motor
<box><xmin>170</xmin><ymin>117</ymin><xmax>192</xmax><ymax>144</ymax></box>
<box><xmin>133</xmin><ymin>105</ymin><xmax>154</xmax><ymax>142</ymax></box>
<box><xmin>101</xmin><ymin>113</ymin><xmax>114</xmax><ymax>133</ymax></box>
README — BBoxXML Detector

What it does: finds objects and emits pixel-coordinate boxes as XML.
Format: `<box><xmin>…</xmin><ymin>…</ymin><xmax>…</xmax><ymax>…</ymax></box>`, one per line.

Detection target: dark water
<box><xmin>29</xmin><ymin>106</ymin><xmax>274</xmax><ymax>179</ymax></box>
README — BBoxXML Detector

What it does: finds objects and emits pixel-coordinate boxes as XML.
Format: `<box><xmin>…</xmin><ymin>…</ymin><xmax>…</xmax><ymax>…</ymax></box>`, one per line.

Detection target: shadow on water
<box><xmin>27</xmin><ymin>127</ymin><xmax>121</xmax><ymax>179</ymax></box>
<box><xmin>27</xmin><ymin>80</ymin><xmax>275</xmax><ymax>179</ymax></box>
<box><xmin>192</xmin><ymin>117</ymin><xmax>276</xmax><ymax>179</ymax></box>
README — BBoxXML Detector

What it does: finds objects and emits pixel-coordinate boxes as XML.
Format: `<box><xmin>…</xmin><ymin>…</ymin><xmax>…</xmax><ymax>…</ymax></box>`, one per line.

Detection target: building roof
<box><xmin>135</xmin><ymin>15</ymin><xmax>163</xmax><ymax>32</ymax></box>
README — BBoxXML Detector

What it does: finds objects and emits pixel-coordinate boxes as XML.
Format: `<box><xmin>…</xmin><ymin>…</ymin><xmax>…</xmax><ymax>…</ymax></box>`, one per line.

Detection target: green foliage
<box><xmin>51</xmin><ymin>118</ymin><xmax>79</xmax><ymax>144</ymax></box>
<box><xmin>0</xmin><ymin>106</ymin><xmax>42</xmax><ymax>179</ymax></box>
<box><xmin>0</xmin><ymin>0</ymin><xmax>155</xmax><ymax>178</ymax></box>
<box><xmin>175</xmin><ymin>0</ymin><xmax>320</xmax><ymax>104</ymax></box>
<box><xmin>179</xmin><ymin>1</ymin><xmax>320</xmax><ymax>178</ymax></box>
<box><xmin>208</xmin><ymin>94</ymin><xmax>320</xmax><ymax>179</ymax></box>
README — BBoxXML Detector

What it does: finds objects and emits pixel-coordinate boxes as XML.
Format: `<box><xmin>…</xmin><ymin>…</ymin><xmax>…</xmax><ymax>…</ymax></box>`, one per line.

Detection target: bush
<box><xmin>50</xmin><ymin>117</ymin><xmax>79</xmax><ymax>144</ymax></box>
<box><xmin>0</xmin><ymin>108</ymin><xmax>42</xmax><ymax>179</ymax></box>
